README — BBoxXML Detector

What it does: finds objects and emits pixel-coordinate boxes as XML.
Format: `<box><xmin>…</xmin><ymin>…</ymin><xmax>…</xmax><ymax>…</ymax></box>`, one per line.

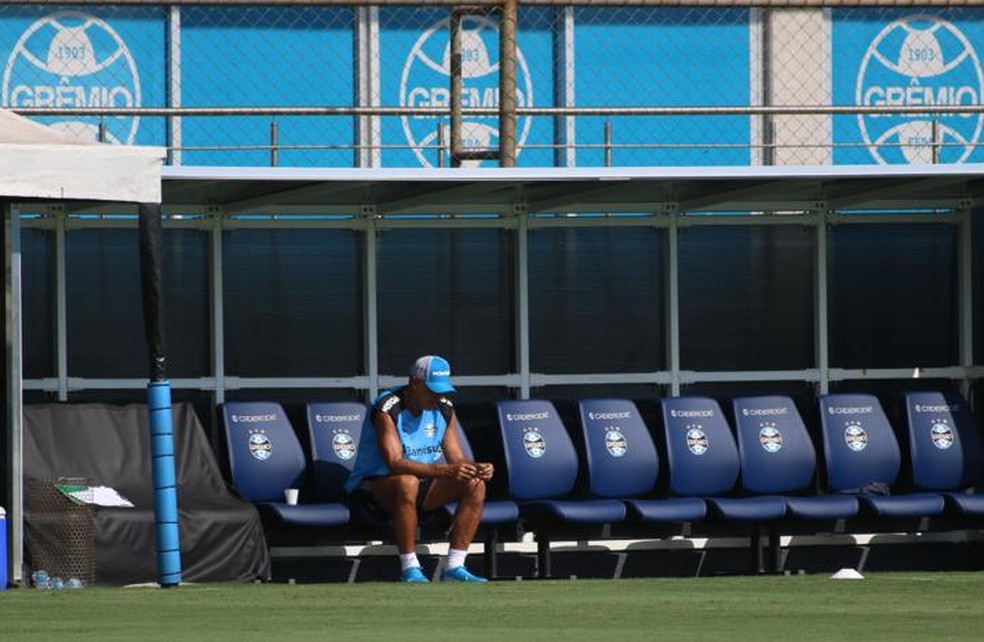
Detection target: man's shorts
<box><xmin>352</xmin><ymin>476</ymin><xmax>434</xmax><ymax>514</ymax></box>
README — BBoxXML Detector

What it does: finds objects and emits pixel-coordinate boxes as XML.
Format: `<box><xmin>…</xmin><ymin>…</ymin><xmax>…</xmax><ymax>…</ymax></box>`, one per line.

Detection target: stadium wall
<box><xmin>3</xmin><ymin>3</ymin><xmax>984</xmax><ymax>166</ymax></box>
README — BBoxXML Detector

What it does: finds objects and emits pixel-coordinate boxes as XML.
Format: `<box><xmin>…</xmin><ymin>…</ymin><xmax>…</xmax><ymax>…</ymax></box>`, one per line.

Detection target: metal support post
<box><xmin>499</xmin><ymin>0</ymin><xmax>517</xmax><ymax>167</ymax></box>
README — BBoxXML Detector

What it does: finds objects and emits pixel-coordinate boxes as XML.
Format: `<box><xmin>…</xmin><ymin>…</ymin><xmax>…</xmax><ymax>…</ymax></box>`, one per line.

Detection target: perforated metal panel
<box><xmin>25</xmin><ymin>478</ymin><xmax>96</xmax><ymax>587</ymax></box>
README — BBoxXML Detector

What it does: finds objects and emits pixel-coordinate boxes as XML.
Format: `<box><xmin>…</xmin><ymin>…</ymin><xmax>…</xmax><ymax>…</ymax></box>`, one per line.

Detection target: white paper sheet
<box><xmin>58</xmin><ymin>485</ymin><xmax>135</xmax><ymax>508</ymax></box>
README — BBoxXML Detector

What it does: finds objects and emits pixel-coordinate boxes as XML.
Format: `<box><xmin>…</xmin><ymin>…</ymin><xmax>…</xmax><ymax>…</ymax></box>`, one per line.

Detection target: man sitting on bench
<box><xmin>344</xmin><ymin>355</ymin><xmax>493</xmax><ymax>583</ymax></box>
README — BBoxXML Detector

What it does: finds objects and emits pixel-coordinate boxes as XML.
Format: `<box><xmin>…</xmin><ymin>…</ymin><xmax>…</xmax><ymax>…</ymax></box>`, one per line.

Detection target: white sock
<box><xmin>399</xmin><ymin>552</ymin><xmax>421</xmax><ymax>572</ymax></box>
<box><xmin>446</xmin><ymin>548</ymin><xmax>467</xmax><ymax>570</ymax></box>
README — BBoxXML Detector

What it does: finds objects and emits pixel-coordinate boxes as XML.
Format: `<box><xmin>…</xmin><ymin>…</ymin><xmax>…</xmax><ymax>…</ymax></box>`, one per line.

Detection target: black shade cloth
<box><xmin>23</xmin><ymin>402</ymin><xmax>270</xmax><ymax>585</ymax></box>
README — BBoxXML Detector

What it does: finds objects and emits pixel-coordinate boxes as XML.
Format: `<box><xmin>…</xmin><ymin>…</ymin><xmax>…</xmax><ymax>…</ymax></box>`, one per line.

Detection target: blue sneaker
<box><xmin>401</xmin><ymin>566</ymin><xmax>429</xmax><ymax>583</ymax></box>
<box><xmin>441</xmin><ymin>566</ymin><xmax>488</xmax><ymax>583</ymax></box>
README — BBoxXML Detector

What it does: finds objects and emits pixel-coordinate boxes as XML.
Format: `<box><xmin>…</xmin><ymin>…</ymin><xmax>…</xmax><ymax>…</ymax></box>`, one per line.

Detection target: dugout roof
<box><xmin>0</xmin><ymin>109</ymin><xmax>163</xmax><ymax>204</ymax></box>
<box><xmin>160</xmin><ymin>163</ymin><xmax>984</xmax><ymax>216</ymax></box>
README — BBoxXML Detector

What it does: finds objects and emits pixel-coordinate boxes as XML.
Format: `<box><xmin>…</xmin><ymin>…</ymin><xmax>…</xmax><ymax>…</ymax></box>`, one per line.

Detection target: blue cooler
<box><xmin>0</xmin><ymin>506</ymin><xmax>7</xmax><ymax>591</ymax></box>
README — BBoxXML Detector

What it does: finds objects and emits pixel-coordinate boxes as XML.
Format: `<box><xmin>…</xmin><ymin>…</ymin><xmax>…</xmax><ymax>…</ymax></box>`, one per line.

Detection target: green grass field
<box><xmin>2</xmin><ymin>572</ymin><xmax>983</xmax><ymax>641</ymax></box>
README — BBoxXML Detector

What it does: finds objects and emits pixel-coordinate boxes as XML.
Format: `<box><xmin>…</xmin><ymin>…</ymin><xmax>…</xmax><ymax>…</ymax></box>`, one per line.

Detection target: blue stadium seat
<box><xmin>578</xmin><ymin>398</ymin><xmax>705</xmax><ymax>523</ymax></box>
<box><xmin>818</xmin><ymin>394</ymin><xmax>944</xmax><ymax>519</ymax></box>
<box><xmin>306</xmin><ymin>402</ymin><xmax>366</xmax><ymax>501</ymax></box>
<box><xmin>497</xmin><ymin>399</ymin><xmax>625</xmax><ymax>578</ymax></box>
<box><xmin>661</xmin><ymin>397</ymin><xmax>786</xmax><ymax>522</ymax></box>
<box><xmin>222</xmin><ymin>401</ymin><xmax>349</xmax><ymax>528</ymax></box>
<box><xmin>732</xmin><ymin>395</ymin><xmax>858</xmax><ymax>521</ymax></box>
<box><xmin>435</xmin><ymin>419</ymin><xmax>520</xmax><ymax>525</ymax></box>
<box><xmin>661</xmin><ymin>396</ymin><xmax>786</xmax><ymax>573</ymax></box>
<box><xmin>904</xmin><ymin>391</ymin><xmax>984</xmax><ymax>516</ymax></box>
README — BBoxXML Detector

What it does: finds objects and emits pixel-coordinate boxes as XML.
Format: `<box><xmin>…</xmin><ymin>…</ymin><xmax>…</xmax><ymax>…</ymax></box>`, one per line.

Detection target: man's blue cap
<box><xmin>410</xmin><ymin>355</ymin><xmax>456</xmax><ymax>394</ymax></box>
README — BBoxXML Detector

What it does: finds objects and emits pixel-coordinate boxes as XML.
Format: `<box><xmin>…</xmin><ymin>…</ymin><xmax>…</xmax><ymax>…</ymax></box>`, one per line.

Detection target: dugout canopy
<box><xmin>159</xmin><ymin>162</ymin><xmax>984</xmax><ymax>216</ymax></box>
<box><xmin>2</xmin><ymin>107</ymin><xmax>165</xmax><ymax>585</ymax></box>
<box><xmin>0</xmin><ymin>108</ymin><xmax>163</xmax><ymax>203</ymax></box>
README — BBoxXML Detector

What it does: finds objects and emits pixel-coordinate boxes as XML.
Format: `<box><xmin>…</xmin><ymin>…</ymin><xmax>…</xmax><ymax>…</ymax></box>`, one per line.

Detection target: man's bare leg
<box><xmin>422</xmin><ymin>477</ymin><xmax>489</xmax><ymax>581</ymax></box>
<box><xmin>422</xmin><ymin>477</ymin><xmax>486</xmax><ymax>549</ymax></box>
<box><xmin>370</xmin><ymin>475</ymin><xmax>421</xmax><ymax>554</ymax></box>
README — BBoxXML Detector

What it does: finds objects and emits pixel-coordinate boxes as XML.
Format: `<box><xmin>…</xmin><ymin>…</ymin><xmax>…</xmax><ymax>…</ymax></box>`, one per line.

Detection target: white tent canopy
<box><xmin>0</xmin><ymin>109</ymin><xmax>164</xmax><ymax>203</ymax></box>
<box><xmin>3</xmin><ymin>107</ymin><xmax>165</xmax><ymax>586</ymax></box>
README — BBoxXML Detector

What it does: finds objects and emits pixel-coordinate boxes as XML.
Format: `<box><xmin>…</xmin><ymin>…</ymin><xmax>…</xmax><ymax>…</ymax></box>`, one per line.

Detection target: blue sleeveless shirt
<box><xmin>344</xmin><ymin>387</ymin><xmax>454</xmax><ymax>494</ymax></box>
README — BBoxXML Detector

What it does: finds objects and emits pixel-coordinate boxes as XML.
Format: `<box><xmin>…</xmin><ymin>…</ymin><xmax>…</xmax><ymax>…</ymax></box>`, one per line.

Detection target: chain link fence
<box><xmin>1</xmin><ymin>1</ymin><xmax>981</xmax><ymax>167</ymax></box>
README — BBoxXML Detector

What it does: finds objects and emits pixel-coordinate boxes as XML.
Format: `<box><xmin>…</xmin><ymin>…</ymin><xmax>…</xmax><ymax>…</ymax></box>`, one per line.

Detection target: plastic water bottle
<box><xmin>31</xmin><ymin>569</ymin><xmax>50</xmax><ymax>589</ymax></box>
<box><xmin>65</xmin><ymin>578</ymin><xmax>84</xmax><ymax>589</ymax></box>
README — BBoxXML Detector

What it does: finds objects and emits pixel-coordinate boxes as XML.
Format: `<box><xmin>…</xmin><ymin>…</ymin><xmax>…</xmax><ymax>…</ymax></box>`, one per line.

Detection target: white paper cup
<box><xmin>284</xmin><ymin>488</ymin><xmax>299</xmax><ymax>505</ymax></box>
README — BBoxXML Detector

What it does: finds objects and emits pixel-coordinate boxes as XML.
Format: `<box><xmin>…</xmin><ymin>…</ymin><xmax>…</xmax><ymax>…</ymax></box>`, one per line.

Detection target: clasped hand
<box><xmin>449</xmin><ymin>462</ymin><xmax>494</xmax><ymax>481</ymax></box>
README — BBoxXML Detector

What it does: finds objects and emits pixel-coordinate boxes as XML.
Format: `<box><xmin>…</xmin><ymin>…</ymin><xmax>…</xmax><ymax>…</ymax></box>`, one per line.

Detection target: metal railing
<box><xmin>12</xmin><ymin>104</ymin><xmax>975</xmax><ymax>166</ymax></box>
<box><xmin>4</xmin><ymin>2</ymin><xmax>981</xmax><ymax>166</ymax></box>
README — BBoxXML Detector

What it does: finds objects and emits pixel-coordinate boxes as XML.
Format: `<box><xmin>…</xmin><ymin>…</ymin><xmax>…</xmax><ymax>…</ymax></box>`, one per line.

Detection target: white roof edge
<box><xmin>2</xmin><ymin>109</ymin><xmax>165</xmax><ymax>204</ymax></box>
<box><xmin>1</xmin><ymin>143</ymin><xmax>165</xmax><ymax>203</ymax></box>
<box><xmin>162</xmin><ymin>163</ymin><xmax>984</xmax><ymax>183</ymax></box>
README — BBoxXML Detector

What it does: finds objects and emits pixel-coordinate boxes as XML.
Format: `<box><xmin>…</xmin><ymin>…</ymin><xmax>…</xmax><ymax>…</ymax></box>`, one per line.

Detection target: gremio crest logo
<box><xmin>2</xmin><ymin>11</ymin><xmax>141</xmax><ymax>144</ymax></box>
<box><xmin>332</xmin><ymin>432</ymin><xmax>357</xmax><ymax>461</ymax></box>
<box><xmin>604</xmin><ymin>429</ymin><xmax>627</xmax><ymax>458</ymax></box>
<box><xmin>856</xmin><ymin>14</ymin><xmax>983</xmax><ymax>164</ymax></box>
<box><xmin>685</xmin><ymin>426</ymin><xmax>709</xmax><ymax>456</ymax></box>
<box><xmin>930</xmin><ymin>421</ymin><xmax>955</xmax><ymax>450</ymax></box>
<box><xmin>758</xmin><ymin>424</ymin><xmax>784</xmax><ymax>454</ymax></box>
<box><xmin>248</xmin><ymin>431</ymin><xmax>272</xmax><ymax>461</ymax></box>
<box><xmin>400</xmin><ymin>16</ymin><xmax>534</xmax><ymax>168</ymax></box>
<box><xmin>844</xmin><ymin>422</ymin><xmax>869</xmax><ymax>452</ymax></box>
<box><xmin>522</xmin><ymin>428</ymin><xmax>546</xmax><ymax>458</ymax></box>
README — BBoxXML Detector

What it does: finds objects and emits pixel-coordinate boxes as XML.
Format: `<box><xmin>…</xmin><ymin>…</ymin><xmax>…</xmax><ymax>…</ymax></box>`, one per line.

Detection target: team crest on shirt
<box><xmin>424</xmin><ymin>423</ymin><xmax>438</xmax><ymax>439</ymax></box>
<box><xmin>523</xmin><ymin>428</ymin><xmax>546</xmax><ymax>458</ymax></box>
<box><xmin>759</xmin><ymin>423</ymin><xmax>784</xmax><ymax>453</ymax></box>
<box><xmin>930</xmin><ymin>420</ymin><xmax>955</xmax><ymax>450</ymax></box>
<box><xmin>844</xmin><ymin>422</ymin><xmax>868</xmax><ymax>452</ymax></box>
<box><xmin>332</xmin><ymin>431</ymin><xmax>356</xmax><ymax>460</ymax></box>
<box><xmin>686</xmin><ymin>425</ymin><xmax>709</xmax><ymax>455</ymax></box>
<box><xmin>605</xmin><ymin>429</ymin><xmax>627</xmax><ymax>457</ymax></box>
<box><xmin>248</xmin><ymin>430</ymin><xmax>272</xmax><ymax>461</ymax></box>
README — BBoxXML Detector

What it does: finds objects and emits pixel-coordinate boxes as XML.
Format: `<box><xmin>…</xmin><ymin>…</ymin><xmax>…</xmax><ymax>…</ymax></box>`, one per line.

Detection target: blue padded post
<box><xmin>147</xmin><ymin>381</ymin><xmax>181</xmax><ymax>587</ymax></box>
<box><xmin>660</xmin><ymin>397</ymin><xmax>739</xmax><ymax>497</ymax></box>
<box><xmin>732</xmin><ymin>396</ymin><xmax>816</xmax><ymax>495</ymax></box>
<box><xmin>578</xmin><ymin>399</ymin><xmax>658</xmax><ymax>498</ymax></box>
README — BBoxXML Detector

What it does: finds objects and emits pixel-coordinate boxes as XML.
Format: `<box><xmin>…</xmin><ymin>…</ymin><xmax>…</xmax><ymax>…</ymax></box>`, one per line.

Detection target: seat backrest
<box><xmin>578</xmin><ymin>399</ymin><xmax>658</xmax><ymax>498</ymax></box>
<box><xmin>660</xmin><ymin>397</ymin><xmax>739</xmax><ymax>497</ymax></box>
<box><xmin>497</xmin><ymin>400</ymin><xmax>578</xmax><ymax>500</ymax></box>
<box><xmin>732</xmin><ymin>395</ymin><xmax>816</xmax><ymax>494</ymax></box>
<box><xmin>307</xmin><ymin>402</ymin><xmax>366</xmax><ymax>501</ymax></box>
<box><xmin>904</xmin><ymin>391</ymin><xmax>984</xmax><ymax>491</ymax></box>
<box><xmin>222</xmin><ymin>401</ymin><xmax>305</xmax><ymax>502</ymax></box>
<box><xmin>818</xmin><ymin>394</ymin><xmax>900</xmax><ymax>492</ymax></box>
